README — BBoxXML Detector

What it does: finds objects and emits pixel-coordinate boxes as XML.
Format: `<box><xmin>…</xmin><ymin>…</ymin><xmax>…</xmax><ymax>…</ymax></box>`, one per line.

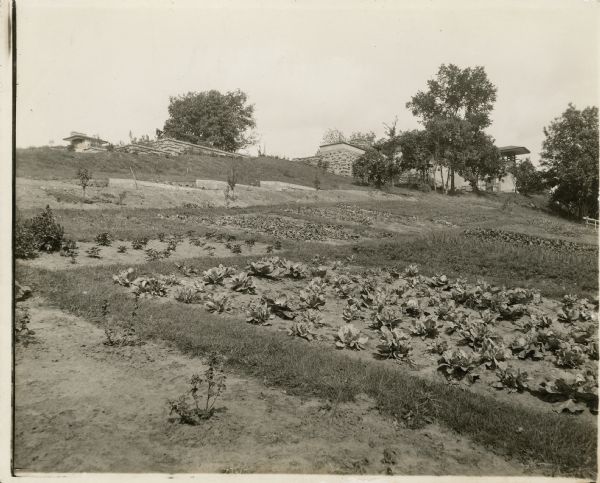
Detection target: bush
<box><xmin>15</xmin><ymin>216</ymin><xmax>38</xmax><ymax>259</ymax></box>
<box><xmin>27</xmin><ymin>205</ymin><xmax>65</xmax><ymax>253</ymax></box>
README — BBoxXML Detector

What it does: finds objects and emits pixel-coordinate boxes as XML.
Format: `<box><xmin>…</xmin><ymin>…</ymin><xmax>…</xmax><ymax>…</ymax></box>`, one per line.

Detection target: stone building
<box><xmin>296</xmin><ymin>142</ymin><xmax>367</xmax><ymax>177</ymax></box>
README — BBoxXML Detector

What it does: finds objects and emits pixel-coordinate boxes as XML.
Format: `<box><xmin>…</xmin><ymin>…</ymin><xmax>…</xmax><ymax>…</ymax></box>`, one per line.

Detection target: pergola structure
<box><xmin>498</xmin><ymin>145</ymin><xmax>530</xmax><ymax>163</ymax></box>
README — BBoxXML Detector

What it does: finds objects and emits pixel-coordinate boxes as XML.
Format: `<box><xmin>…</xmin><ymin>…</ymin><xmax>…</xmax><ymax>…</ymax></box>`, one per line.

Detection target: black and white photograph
<box><xmin>4</xmin><ymin>0</ymin><xmax>599</xmax><ymax>481</ymax></box>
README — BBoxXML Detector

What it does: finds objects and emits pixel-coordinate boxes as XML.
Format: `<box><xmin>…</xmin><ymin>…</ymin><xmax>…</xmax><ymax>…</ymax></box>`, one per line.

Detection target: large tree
<box><xmin>406</xmin><ymin>64</ymin><xmax>497</xmax><ymax>191</ymax></box>
<box><xmin>456</xmin><ymin>130</ymin><xmax>504</xmax><ymax>191</ymax></box>
<box><xmin>540</xmin><ymin>104</ymin><xmax>599</xmax><ymax>218</ymax></box>
<box><xmin>162</xmin><ymin>89</ymin><xmax>256</xmax><ymax>152</ymax></box>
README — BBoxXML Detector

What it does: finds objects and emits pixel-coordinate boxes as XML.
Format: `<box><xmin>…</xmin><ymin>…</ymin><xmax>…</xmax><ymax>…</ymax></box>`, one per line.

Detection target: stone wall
<box><xmin>315</xmin><ymin>144</ymin><xmax>366</xmax><ymax>177</ymax></box>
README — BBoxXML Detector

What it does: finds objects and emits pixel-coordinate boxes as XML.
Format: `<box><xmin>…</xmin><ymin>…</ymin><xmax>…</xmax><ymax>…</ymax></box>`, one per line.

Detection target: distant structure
<box><xmin>63</xmin><ymin>132</ymin><xmax>110</xmax><ymax>152</ymax></box>
<box><xmin>437</xmin><ymin>145</ymin><xmax>530</xmax><ymax>192</ymax></box>
<box><xmin>296</xmin><ymin>140</ymin><xmax>530</xmax><ymax>193</ymax></box>
<box><xmin>294</xmin><ymin>142</ymin><xmax>367</xmax><ymax>177</ymax></box>
<box><xmin>117</xmin><ymin>137</ymin><xmax>249</xmax><ymax>158</ymax></box>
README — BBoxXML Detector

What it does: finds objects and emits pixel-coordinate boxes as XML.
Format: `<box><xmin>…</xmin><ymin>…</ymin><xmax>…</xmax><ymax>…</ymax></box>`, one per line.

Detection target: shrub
<box><xmin>131</xmin><ymin>237</ymin><xmax>149</xmax><ymax>250</ymax></box>
<box><xmin>168</xmin><ymin>355</ymin><xmax>227</xmax><ymax>424</ymax></box>
<box><xmin>28</xmin><ymin>205</ymin><xmax>65</xmax><ymax>253</ymax></box>
<box><xmin>95</xmin><ymin>232</ymin><xmax>113</xmax><ymax>246</ymax></box>
<box><xmin>15</xmin><ymin>217</ymin><xmax>38</xmax><ymax>259</ymax></box>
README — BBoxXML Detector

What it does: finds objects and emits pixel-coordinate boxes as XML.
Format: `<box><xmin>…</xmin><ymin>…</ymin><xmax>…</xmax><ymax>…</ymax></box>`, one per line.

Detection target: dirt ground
<box><xmin>14</xmin><ymin>298</ymin><xmax>532</xmax><ymax>475</ymax></box>
<box><xmin>16</xmin><ymin>177</ymin><xmax>409</xmax><ymax>211</ymax></box>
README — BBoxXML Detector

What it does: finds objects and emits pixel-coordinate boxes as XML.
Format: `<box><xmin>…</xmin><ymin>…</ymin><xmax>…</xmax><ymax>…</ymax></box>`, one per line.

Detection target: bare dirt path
<box><xmin>14</xmin><ymin>298</ymin><xmax>531</xmax><ymax>476</ymax></box>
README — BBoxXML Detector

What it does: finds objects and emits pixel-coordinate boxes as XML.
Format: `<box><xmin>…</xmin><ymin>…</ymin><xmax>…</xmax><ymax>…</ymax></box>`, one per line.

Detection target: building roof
<box><xmin>498</xmin><ymin>146</ymin><xmax>530</xmax><ymax>156</ymax></box>
<box><xmin>63</xmin><ymin>132</ymin><xmax>109</xmax><ymax>144</ymax></box>
<box><xmin>318</xmin><ymin>141</ymin><xmax>367</xmax><ymax>151</ymax></box>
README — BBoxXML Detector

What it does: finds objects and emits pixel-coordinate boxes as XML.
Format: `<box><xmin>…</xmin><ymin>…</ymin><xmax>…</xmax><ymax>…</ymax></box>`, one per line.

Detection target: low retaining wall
<box><xmin>108</xmin><ymin>178</ymin><xmax>198</xmax><ymax>191</ymax></box>
<box><xmin>259</xmin><ymin>181</ymin><xmax>315</xmax><ymax>191</ymax></box>
<box><xmin>195</xmin><ymin>180</ymin><xmax>257</xmax><ymax>190</ymax></box>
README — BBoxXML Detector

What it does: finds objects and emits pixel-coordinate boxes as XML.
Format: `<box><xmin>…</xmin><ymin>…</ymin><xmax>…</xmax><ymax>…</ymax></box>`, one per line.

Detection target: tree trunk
<box><xmin>450</xmin><ymin>166</ymin><xmax>455</xmax><ymax>193</ymax></box>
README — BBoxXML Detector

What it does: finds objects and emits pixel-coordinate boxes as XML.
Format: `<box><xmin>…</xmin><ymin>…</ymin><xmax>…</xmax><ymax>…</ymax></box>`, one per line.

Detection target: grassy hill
<box><xmin>16</xmin><ymin>147</ymin><xmax>362</xmax><ymax>190</ymax></box>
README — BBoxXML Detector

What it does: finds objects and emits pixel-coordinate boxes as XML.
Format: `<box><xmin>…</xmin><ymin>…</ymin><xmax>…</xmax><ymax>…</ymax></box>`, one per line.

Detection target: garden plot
<box><xmin>111</xmin><ymin>257</ymin><xmax>599</xmax><ymax>419</ymax></box>
<box><xmin>282</xmin><ymin>204</ymin><xmax>457</xmax><ymax>233</ymax></box>
<box><xmin>22</xmin><ymin>234</ymin><xmax>271</xmax><ymax>270</ymax></box>
<box><xmin>194</xmin><ymin>213</ymin><xmax>393</xmax><ymax>242</ymax></box>
<box><xmin>14</xmin><ymin>299</ymin><xmax>530</xmax><ymax>475</ymax></box>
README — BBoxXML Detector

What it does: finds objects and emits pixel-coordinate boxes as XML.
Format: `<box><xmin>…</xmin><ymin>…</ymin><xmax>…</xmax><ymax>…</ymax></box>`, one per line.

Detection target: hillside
<box><xmin>16</xmin><ymin>147</ymin><xmax>362</xmax><ymax>190</ymax></box>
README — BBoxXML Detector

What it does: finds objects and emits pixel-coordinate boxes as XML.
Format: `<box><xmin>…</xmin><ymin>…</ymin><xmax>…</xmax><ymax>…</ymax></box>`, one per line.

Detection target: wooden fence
<box><xmin>583</xmin><ymin>216</ymin><xmax>599</xmax><ymax>229</ymax></box>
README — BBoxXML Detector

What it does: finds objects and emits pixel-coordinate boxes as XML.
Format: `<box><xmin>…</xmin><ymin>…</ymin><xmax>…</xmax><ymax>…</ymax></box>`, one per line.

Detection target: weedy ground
<box><xmin>14</xmin><ymin>165</ymin><xmax>599</xmax><ymax>477</ymax></box>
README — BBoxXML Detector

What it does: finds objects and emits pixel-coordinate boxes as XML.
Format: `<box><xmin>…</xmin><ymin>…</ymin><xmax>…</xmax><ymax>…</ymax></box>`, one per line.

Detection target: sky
<box><xmin>16</xmin><ymin>0</ymin><xmax>599</xmax><ymax>161</ymax></box>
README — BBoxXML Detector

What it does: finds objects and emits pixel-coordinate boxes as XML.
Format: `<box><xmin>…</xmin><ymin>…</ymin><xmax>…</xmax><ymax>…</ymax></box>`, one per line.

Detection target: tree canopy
<box><xmin>162</xmin><ymin>89</ymin><xmax>256</xmax><ymax>152</ymax></box>
<box><xmin>540</xmin><ymin>104</ymin><xmax>599</xmax><ymax>218</ymax></box>
<box><xmin>406</xmin><ymin>64</ymin><xmax>498</xmax><ymax>191</ymax></box>
<box><xmin>509</xmin><ymin>158</ymin><xmax>544</xmax><ymax>195</ymax></box>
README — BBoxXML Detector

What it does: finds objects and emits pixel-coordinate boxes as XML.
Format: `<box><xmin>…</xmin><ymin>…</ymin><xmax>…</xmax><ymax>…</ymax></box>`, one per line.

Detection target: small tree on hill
<box><xmin>77</xmin><ymin>168</ymin><xmax>91</xmax><ymax>197</ymax></box>
<box><xmin>509</xmin><ymin>158</ymin><xmax>544</xmax><ymax>195</ymax></box>
<box><xmin>352</xmin><ymin>148</ymin><xmax>398</xmax><ymax>188</ymax></box>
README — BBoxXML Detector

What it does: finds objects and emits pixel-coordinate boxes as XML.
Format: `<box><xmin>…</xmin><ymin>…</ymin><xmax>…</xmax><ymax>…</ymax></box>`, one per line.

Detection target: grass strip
<box><xmin>17</xmin><ymin>263</ymin><xmax>598</xmax><ymax>477</ymax></box>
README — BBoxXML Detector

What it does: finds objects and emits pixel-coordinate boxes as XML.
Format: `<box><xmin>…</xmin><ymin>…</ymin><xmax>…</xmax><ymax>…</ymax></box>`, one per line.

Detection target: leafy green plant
<box><xmin>261</xmin><ymin>293</ymin><xmax>296</xmax><ymax>319</ymax></box>
<box><xmin>404</xmin><ymin>264</ymin><xmax>419</xmax><ymax>277</ymax></box>
<box><xmin>245</xmin><ymin>301</ymin><xmax>273</xmax><ymax>325</ymax></box>
<box><xmin>288</xmin><ymin>320</ymin><xmax>318</xmax><ymax>341</ymax></box>
<box><xmin>479</xmin><ymin>338</ymin><xmax>510</xmax><ymax>369</ymax></box>
<box><xmin>203</xmin><ymin>265</ymin><xmax>236</xmax><ymax>285</ymax></box>
<box><xmin>157</xmin><ymin>232</ymin><xmax>166</xmax><ymax>242</ymax></box>
<box><xmin>28</xmin><ymin>205</ymin><xmax>65</xmax><ymax>252</ymax></box>
<box><xmin>174</xmin><ymin>262</ymin><xmax>198</xmax><ymax>277</ymax></box>
<box><xmin>377</xmin><ymin>326</ymin><xmax>412</xmax><ymax>361</ymax></box>
<box><xmin>131</xmin><ymin>277</ymin><xmax>167</xmax><ymax>297</ymax></box>
<box><xmin>509</xmin><ymin>331</ymin><xmax>544</xmax><ymax>360</ymax></box>
<box><xmin>112</xmin><ymin>267</ymin><xmax>136</xmax><ymax>287</ymax></box>
<box><xmin>336</xmin><ymin>324</ymin><xmax>368</xmax><ymax>350</ymax></box>
<box><xmin>555</xmin><ymin>342</ymin><xmax>587</xmax><ymax>369</ymax></box>
<box><xmin>342</xmin><ymin>301</ymin><xmax>362</xmax><ymax>323</ymax></box>
<box><xmin>284</xmin><ymin>261</ymin><xmax>309</xmax><ymax>279</ymax></box>
<box><xmin>247</xmin><ymin>260</ymin><xmax>281</xmax><ymax>278</ymax></box>
<box><xmin>15</xmin><ymin>305</ymin><xmax>36</xmax><ymax>345</ymax></box>
<box><xmin>102</xmin><ymin>297</ymin><xmax>144</xmax><ymax>347</ymax></box>
<box><xmin>175</xmin><ymin>286</ymin><xmax>204</xmax><ymax>304</ymax></box>
<box><xmin>298</xmin><ymin>309</ymin><xmax>324</xmax><ymax>327</ymax></box>
<box><xmin>410</xmin><ymin>316</ymin><xmax>441</xmax><ymax>339</ymax></box>
<box><xmin>95</xmin><ymin>232</ymin><xmax>113</xmax><ymax>246</ymax></box>
<box><xmin>117</xmin><ymin>245</ymin><xmax>128</xmax><ymax>253</ymax></box>
<box><xmin>168</xmin><ymin>355</ymin><xmax>227</xmax><ymax>424</ymax></box>
<box><xmin>492</xmin><ymin>365</ymin><xmax>529</xmax><ymax>393</ymax></box>
<box><xmin>535</xmin><ymin>371</ymin><xmax>598</xmax><ymax>414</ymax></box>
<box><xmin>145</xmin><ymin>248</ymin><xmax>169</xmax><ymax>261</ymax></box>
<box><xmin>131</xmin><ymin>237</ymin><xmax>149</xmax><ymax>250</ymax></box>
<box><xmin>229</xmin><ymin>272</ymin><xmax>256</xmax><ymax>294</ymax></box>
<box><xmin>86</xmin><ymin>246</ymin><xmax>101</xmax><ymax>258</ymax></box>
<box><xmin>331</xmin><ymin>274</ymin><xmax>354</xmax><ymax>298</ymax></box>
<box><xmin>427</xmin><ymin>339</ymin><xmax>449</xmax><ymax>355</ymax></box>
<box><xmin>372</xmin><ymin>306</ymin><xmax>402</xmax><ymax>330</ymax></box>
<box><xmin>205</xmin><ymin>292</ymin><xmax>232</xmax><ymax>313</ymax></box>
<box><xmin>299</xmin><ymin>278</ymin><xmax>327</xmax><ymax>310</ymax></box>
<box><xmin>458</xmin><ymin>319</ymin><xmax>499</xmax><ymax>349</ymax></box>
<box><xmin>15</xmin><ymin>216</ymin><xmax>38</xmax><ymax>259</ymax></box>
<box><xmin>402</xmin><ymin>298</ymin><xmax>422</xmax><ymax>318</ymax></box>
<box><xmin>437</xmin><ymin>349</ymin><xmax>480</xmax><ymax>382</ymax></box>
<box><xmin>427</xmin><ymin>273</ymin><xmax>449</xmax><ymax>288</ymax></box>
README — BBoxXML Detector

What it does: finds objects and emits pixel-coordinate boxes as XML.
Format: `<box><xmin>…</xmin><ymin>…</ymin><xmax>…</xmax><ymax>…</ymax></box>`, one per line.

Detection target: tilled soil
<box><xmin>14</xmin><ymin>298</ymin><xmax>531</xmax><ymax>475</ymax></box>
